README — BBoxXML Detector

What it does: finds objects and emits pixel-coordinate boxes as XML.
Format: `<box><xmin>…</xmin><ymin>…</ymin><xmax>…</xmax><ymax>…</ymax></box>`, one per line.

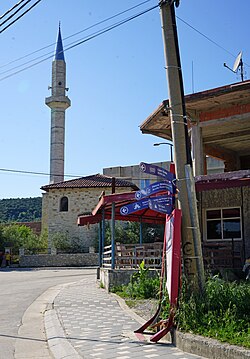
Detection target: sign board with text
<box><xmin>120</xmin><ymin>198</ymin><xmax>149</xmax><ymax>215</ymax></box>
<box><xmin>148</xmin><ymin>195</ymin><xmax>173</xmax><ymax>214</ymax></box>
<box><xmin>135</xmin><ymin>181</ymin><xmax>173</xmax><ymax>200</ymax></box>
<box><xmin>140</xmin><ymin>162</ymin><xmax>175</xmax><ymax>182</ymax></box>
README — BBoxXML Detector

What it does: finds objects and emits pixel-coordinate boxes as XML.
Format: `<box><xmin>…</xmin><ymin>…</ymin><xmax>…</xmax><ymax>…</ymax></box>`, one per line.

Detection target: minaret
<box><xmin>45</xmin><ymin>25</ymin><xmax>71</xmax><ymax>184</ymax></box>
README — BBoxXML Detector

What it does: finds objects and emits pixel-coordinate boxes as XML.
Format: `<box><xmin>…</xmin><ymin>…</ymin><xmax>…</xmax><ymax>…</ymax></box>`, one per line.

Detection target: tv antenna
<box><xmin>224</xmin><ymin>51</ymin><xmax>244</xmax><ymax>81</ymax></box>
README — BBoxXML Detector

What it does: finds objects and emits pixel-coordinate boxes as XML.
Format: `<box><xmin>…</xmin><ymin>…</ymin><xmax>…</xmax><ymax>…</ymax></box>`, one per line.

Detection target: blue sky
<box><xmin>0</xmin><ymin>0</ymin><xmax>249</xmax><ymax>199</ymax></box>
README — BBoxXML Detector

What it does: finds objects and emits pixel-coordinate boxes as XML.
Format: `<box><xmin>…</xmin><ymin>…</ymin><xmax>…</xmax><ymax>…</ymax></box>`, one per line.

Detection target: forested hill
<box><xmin>0</xmin><ymin>197</ymin><xmax>42</xmax><ymax>223</ymax></box>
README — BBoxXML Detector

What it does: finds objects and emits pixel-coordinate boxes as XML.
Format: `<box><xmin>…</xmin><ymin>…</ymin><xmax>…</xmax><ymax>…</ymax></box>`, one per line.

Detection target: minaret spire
<box><xmin>45</xmin><ymin>25</ymin><xmax>71</xmax><ymax>184</ymax></box>
<box><xmin>55</xmin><ymin>22</ymin><xmax>65</xmax><ymax>61</ymax></box>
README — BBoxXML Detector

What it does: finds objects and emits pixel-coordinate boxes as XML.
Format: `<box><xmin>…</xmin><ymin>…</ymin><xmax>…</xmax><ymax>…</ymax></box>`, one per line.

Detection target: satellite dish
<box><xmin>233</xmin><ymin>51</ymin><xmax>242</xmax><ymax>72</ymax></box>
<box><xmin>224</xmin><ymin>51</ymin><xmax>244</xmax><ymax>81</ymax></box>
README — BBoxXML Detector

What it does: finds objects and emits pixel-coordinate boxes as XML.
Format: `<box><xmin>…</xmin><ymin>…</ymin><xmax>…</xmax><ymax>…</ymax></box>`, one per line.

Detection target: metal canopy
<box><xmin>77</xmin><ymin>191</ymin><xmax>166</xmax><ymax>226</ymax></box>
<box><xmin>140</xmin><ymin>80</ymin><xmax>250</xmax><ymax>158</ymax></box>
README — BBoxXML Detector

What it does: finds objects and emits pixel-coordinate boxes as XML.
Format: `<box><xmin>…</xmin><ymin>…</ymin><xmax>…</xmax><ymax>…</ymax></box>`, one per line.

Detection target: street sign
<box><xmin>140</xmin><ymin>162</ymin><xmax>175</xmax><ymax>182</ymax></box>
<box><xmin>148</xmin><ymin>195</ymin><xmax>173</xmax><ymax>214</ymax></box>
<box><xmin>135</xmin><ymin>181</ymin><xmax>173</xmax><ymax>200</ymax></box>
<box><xmin>120</xmin><ymin>198</ymin><xmax>149</xmax><ymax>215</ymax></box>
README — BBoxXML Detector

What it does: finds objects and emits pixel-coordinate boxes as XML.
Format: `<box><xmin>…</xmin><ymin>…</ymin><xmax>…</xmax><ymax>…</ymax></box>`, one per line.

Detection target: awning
<box><xmin>77</xmin><ymin>191</ymin><xmax>166</xmax><ymax>226</ymax></box>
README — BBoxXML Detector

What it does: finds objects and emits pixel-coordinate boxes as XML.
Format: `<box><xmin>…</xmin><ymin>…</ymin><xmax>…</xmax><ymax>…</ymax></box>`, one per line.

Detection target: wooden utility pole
<box><xmin>159</xmin><ymin>0</ymin><xmax>204</xmax><ymax>291</ymax></box>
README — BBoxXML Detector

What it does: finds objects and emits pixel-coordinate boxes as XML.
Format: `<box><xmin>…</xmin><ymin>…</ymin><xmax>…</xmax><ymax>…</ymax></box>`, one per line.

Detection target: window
<box><xmin>206</xmin><ymin>207</ymin><xmax>241</xmax><ymax>241</ymax></box>
<box><xmin>60</xmin><ymin>196</ymin><xmax>68</xmax><ymax>212</ymax></box>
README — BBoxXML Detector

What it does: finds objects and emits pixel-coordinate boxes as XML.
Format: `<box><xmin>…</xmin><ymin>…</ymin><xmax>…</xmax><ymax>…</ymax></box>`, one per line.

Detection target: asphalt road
<box><xmin>0</xmin><ymin>267</ymin><xmax>94</xmax><ymax>359</ymax></box>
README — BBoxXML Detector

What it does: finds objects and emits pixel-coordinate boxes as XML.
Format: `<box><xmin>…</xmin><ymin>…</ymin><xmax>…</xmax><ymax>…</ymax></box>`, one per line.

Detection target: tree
<box><xmin>1</xmin><ymin>224</ymin><xmax>47</xmax><ymax>252</ymax></box>
<box><xmin>104</xmin><ymin>221</ymin><xmax>164</xmax><ymax>246</ymax></box>
<box><xmin>0</xmin><ymin>197</ymin><xmax>42</xmax><ymax>222</ymax></box>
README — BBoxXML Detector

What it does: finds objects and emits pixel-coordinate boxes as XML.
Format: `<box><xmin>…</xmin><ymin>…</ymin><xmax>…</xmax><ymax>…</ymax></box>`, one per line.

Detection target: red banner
<box><xmin>165</xmin><ymin>209</ymin><xmax>182</xmax><ymax>306</ymax></box>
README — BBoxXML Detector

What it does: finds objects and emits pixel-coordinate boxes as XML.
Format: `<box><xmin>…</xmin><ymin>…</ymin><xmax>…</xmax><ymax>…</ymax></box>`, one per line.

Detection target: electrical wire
<box><xmin>0</xmin><ymin>1</ymin><xmax>157</xmax><ymax>77</ymax></box>
<box><xmin>0</xmin><ymin>0</ymin><xmax>42</xmax><ymax>34</ymax></box>
<box><xmin>1</xmin><ymin>0</ymin><xmax>247</xmax><ymax>80</ymax></box>
<box><xmin>0</xmin><ymin>0</ymin><xmax>32</xmax><ymax>28</ymax></box>
<box><xmin>0</xmin><ymin>0</ymin><xmax>154</xmax><ymax>70</ymax></box>
<box><xmin>0</xmin><ymin>3</ymin><xmax>159</xmax><ymax>82</ymax></box>
<box><xmin>176</xmin><ymin>15</ymin><xmax>250</xmax><ymax>68</ymax></box>
<box><xmin>0</xmin><ymin>0</ymin><xmax>27</xmax><ymax>20</ymax></box>
<box><xmin>0</xmin><ymin>168</ymin><xmax>85</xmax><ymax>178</ymax></box>
<box><xmin>63</xmin><ymin>6</ymin><xmax>159</xmax><ymax>56</ymax></box>
<box><xmin>0</xmin><ymin>167</ymin><xmax>159</xmax><ymax>182</ymax></box>
<box><xmin>176</xmin><ymin>15</ymin><xmax>236</xmax><ymax>58</ymax></box>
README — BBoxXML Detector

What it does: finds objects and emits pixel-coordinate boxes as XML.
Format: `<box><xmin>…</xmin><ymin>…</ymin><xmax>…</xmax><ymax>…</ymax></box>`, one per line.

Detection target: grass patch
<box><xmin>112</xmin><ymin>262</ymin><xmax>250</xmax><ymax>349</ymax></box>
<box><xmin>176</xmin><ymin>276</ymin><xmax>250</xmax><ymax>348</ymax></box>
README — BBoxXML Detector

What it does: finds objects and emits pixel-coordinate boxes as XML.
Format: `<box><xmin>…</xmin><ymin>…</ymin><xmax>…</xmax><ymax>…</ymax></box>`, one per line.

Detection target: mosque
<box><xmin>41</xmin><ymin>27</ymin><xmax>137</xmax><ymax>250</ymax></box>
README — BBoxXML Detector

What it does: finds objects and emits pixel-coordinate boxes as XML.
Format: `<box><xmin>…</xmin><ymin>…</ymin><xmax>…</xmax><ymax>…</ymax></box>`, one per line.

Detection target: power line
<box><xmin>63</xmin><ymin>6</ymin><xmax>159</xmax><ymax>56</ymax></box>
<box><xmin>0</xmin><ymin>1</ymin><xmax>248</xmax><ymax>81</ymax></box>
<box><xmin>176</xmin><ymin>15</ymin><xmax>250</xmax><ymax>67</ymax></box>
<box><xmin>0</xmin><ymin>0</ymin><xmax>42</xmax><ymax>34</ymax></box>
<box><xmin>0</xmin><ymin>1</ymin><xmax>156</xmax><ymax>77</ymax></box>
<box><xmin>0</xmin><ymin>3</ymin><xmax>159</xmax><ymax>82</ymax></box>
<box><xmin>0</xmin><ymin>0</ymin><xmax>27</xmax><ymax>20</ymax></box>
<box><xmin>0</xmin><ymin>0</ymin><xmax>154</xmax><ymax>70</ymax></box>
<box><xmin>0</xmin><ymin>167</ymin><xmax>85</xmax><ymax>178</ymax></box>
<box><xmin>0</xmin><ymin>167</ymin><xmax>170</xmax><ymax>182</ymax></box>
<box><xmin>0</xmin><ymin>0</ymin><xmax>32</xmax><ymax>28</ymax></box>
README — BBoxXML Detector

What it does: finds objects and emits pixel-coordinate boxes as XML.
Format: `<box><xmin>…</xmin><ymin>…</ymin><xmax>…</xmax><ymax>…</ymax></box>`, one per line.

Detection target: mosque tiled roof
<box><xmin>41</xmin><ymin>174</ymin><xmax>138</xmax><ymax>192</ymax></box>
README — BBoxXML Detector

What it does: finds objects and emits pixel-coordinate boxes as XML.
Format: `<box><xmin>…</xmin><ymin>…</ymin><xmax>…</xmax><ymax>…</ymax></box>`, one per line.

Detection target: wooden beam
<box><xmin>204</xmin><ymin>130</ymin><xmax>250</xmax><ymax>144</ymax></box>
<box><xmin>199</xmin><ymin>112</ymin><xmax>250</xmax><ymax>128</ymax></box>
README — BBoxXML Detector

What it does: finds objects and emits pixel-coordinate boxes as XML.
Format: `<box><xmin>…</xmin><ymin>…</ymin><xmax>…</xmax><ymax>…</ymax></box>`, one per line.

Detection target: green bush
<box><xmin>0</xmin><ymin>223</ymin><xmax>47</xmax><ymax>254</ymax></box>
<box><xmin>176</xmin><ymin>276</ymin><xmax>250</xmax><ymax>348</ymax></box>
<box><xmin>50</xmin><ymin>232</ymin><xmax>82</xmax><ymax>252</ymax></box>
<box><xmin>126</xmin><ymin>261</ymin><xmax>160</xmax><ymax>299</ymax></box>
<box><xmin>104</xmin><ymin>221</ymin><xmax>164</xmax><ymax>247</ymax></box>
<box><xmin>111</xmin><ymin>261</ymin><xmax>160</xmax><ymax>300</ymax></box>
<box><xmin>112</xmin><ymin>264</ymin><xmax>250</xmax><ymax>348</ymax></box>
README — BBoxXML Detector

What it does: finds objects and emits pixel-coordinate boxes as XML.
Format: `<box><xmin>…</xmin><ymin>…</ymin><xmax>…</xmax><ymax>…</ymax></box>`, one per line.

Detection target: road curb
<box><xmin>44</xmin><ymin>308</ymin><xmax>82</xmax><ymax>359</ymax></box>
<box><xmin>111</xmin><ymin>292</ymin><xmax>250</xmax><ymax>359</ymax></box>
<box><xmin>14</xmin><ymin>285</ymin><xmax>63</xmax><ymax>359</ymax></box>
<box><xmin>43</xmin><ymin>282</ymin><xmax>83</xmax><ymax>359</ymax></box>
<box><xmin>15</xmin><ymin>280</ymin><xmax>83</xmax><ymax>359</ymax></box>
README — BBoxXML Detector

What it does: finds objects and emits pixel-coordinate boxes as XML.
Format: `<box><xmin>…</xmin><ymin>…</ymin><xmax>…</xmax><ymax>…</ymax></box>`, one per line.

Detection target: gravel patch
<box><xmin>125</xmin><ymin>298</ymin><xmax>159</xmax><ymax>321</ymax></box>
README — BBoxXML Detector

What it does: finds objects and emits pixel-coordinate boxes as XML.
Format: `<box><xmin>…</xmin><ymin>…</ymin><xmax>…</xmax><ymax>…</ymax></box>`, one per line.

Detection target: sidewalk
<box><xmin>44</xmin><ymin>271</ymin><xmax>204</xmax><ymax>359</ymax></box>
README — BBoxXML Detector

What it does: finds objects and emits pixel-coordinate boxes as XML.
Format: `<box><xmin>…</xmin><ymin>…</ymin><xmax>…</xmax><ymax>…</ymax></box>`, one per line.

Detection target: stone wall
<box><xmin>19</xmin><ymin>253</ymin><xmax>98</xmax><ymax>267</ymax></box>
<box><xmin>42</xmin><ymin>186</ymin><xmax>131</xmax><ymax>249</ymax></box>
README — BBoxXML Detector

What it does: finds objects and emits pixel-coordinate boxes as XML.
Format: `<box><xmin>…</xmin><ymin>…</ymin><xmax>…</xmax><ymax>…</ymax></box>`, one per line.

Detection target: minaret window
<box><xmin>60</xmin><ymin>196</ymin><xmax>68</xmax><ymax>212</ymax></box>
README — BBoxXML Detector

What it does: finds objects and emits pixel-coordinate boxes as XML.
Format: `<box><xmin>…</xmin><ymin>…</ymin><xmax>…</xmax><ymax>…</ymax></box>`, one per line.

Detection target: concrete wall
<box><xmin>103</xmin><ymin>159</ymin><xmax>224</xmax><ymax>188</ymax></box>
<box><xmin>100</xmin><ymin>268</ymin><xmax>137</xmax><ymax>291</ymax></box>
<box><xmin>99</xmin><ymin>267</ymin><xmax>159</xmax><ymax>291</ymax></box>
<box><xmin>103</xmin><ymin>162</ymin><xmax>171</xmax><ymax>189</ymax></box>
<box><xmin>19</xmin><ymin>253</ymin><xmax>98</xmax><ymax>267</ymax></box>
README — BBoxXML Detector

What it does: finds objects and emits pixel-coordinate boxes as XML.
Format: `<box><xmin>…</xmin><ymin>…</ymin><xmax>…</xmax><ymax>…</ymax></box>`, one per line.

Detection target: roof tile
<box><xmin>41</xmin><ymin>173</ymin><xmax>138</xmax><ymax>192</ymax></box>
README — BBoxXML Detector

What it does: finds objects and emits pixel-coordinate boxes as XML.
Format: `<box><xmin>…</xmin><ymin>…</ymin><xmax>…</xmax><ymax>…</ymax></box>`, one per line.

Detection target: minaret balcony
<box><xmin>45</xmin><ymin>95</ymin><xmax>71</xmax><ymax>109</ymax></box>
